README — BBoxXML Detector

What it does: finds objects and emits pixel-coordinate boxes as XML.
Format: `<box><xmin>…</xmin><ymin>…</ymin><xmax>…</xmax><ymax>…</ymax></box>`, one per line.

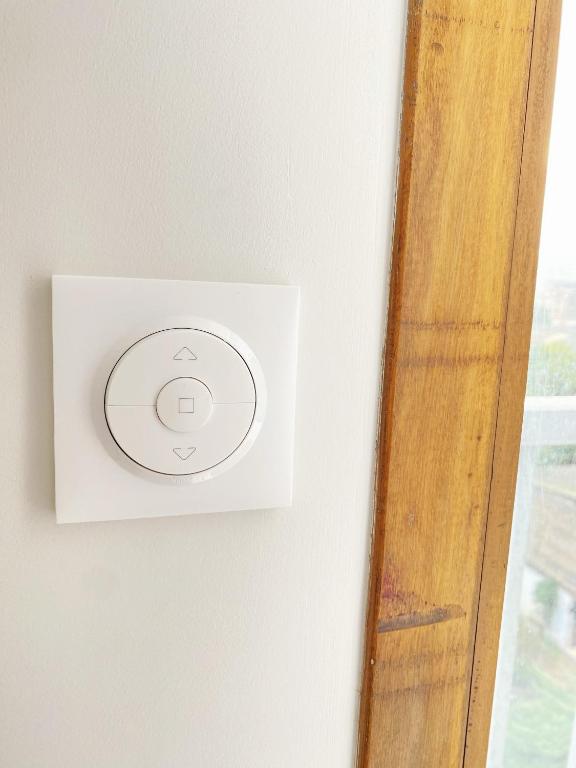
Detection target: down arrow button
<box><xmin>173</xmin><ymin>447</ymin><xmax>196</xmax><ymax>460</ymax></box>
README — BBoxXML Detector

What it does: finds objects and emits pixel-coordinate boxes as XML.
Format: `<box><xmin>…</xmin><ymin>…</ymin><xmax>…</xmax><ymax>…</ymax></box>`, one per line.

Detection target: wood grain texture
<box><xmin>357</xmin><ymin>1</ymin><xmax>543</xmax><ymax>765</ymax></box>
<box><xmin>463</xmin><ymin>1</ymin><xmax>562</xmax><ymax>765</ymax></box>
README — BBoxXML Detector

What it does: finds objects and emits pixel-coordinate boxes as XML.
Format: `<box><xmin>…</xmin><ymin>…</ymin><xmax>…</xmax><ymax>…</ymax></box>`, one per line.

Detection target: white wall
<box><xmin>0</xmin><ymin>2</ymin><xmax>405</xmax><ymax>766</ymax></box>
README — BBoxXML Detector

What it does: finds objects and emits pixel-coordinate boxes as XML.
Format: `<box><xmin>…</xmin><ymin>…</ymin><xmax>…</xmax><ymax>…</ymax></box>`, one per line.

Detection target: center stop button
<box><xmin>156</xmin><ymin>377</ymin><xmax>213</xmax><ymax>432</ymax></box>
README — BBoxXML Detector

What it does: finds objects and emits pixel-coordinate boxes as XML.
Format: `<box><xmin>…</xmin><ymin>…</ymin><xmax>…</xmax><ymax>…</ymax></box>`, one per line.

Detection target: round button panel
<box><xmin>105</xmin><ymin>328</ymin><xmax>258</xmax><ymax>476</ymax></box>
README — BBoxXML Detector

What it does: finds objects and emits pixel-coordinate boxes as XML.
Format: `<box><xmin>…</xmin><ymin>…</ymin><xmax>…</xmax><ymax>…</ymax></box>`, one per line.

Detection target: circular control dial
<box><xmin>104</xmin><ymin>328</ymin><xmax>259</xmax><ymax>476</ymax></box>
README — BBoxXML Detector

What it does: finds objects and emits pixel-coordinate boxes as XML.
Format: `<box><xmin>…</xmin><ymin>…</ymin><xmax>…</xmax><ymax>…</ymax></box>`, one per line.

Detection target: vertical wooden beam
<box><xmin>463</xmin><ymin>1</ymin><xmax>562</xmax><ymax>764</ymax></box>
<box><xmin>357</xmin><ymin>1</ymin><xmax>545</xmax><ymax>765</ymax></box>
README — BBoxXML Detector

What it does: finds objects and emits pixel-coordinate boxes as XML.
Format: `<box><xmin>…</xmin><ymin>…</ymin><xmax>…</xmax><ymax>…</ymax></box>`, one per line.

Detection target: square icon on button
<box><xmin>52</xmin><ymin>275</ymin><xmax>300</xmax><ymax>524</ymax></box>
<box><xmin>179</xmin><ymin>397</ymin><xmax>195</xmax><ymax>414</ymax></box>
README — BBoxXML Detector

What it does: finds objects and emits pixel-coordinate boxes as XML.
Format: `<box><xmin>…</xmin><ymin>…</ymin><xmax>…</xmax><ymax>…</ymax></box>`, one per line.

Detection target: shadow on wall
<box><xmin>24</xmin><ymin>275</ymin><xmax>55</xmax><ymax>518</ymax></box>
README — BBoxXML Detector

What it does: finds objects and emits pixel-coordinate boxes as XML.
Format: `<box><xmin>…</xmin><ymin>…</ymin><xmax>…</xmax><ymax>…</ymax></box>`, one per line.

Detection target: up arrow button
<box><xmin>173</xmin><ymin>347</ymin><xmax>197</xmax><ymax>361</ymax></box>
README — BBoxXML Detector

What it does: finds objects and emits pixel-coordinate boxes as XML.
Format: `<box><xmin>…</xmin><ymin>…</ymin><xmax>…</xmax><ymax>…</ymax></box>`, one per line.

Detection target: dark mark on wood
<box><xmin>373</xmin><ymin>643</ymin><xmax>468</xmax><ymax>671</ymax></box>
<box><xmin>401</xmin><ymin>319</ymin><xmax>502</xmax><ymax>331</ymax></box>
<box><xmin>408</xmin><ymin>8</ymin><xmax>533</xmax><ymax>35</ymax></box>
<box><xmin>377</xmin><ymin>604</ymin><xmax>465</xmax><ymax>633</ymax></box>
<box><xmin>371</xmin><ymin>674</ymin><xmax>466</xmax><ymax>698</ymax></box>
<box><xmin>399</xmin><ymin>353</ymin><xmax>499</xmax><ymax>368</ymax></box>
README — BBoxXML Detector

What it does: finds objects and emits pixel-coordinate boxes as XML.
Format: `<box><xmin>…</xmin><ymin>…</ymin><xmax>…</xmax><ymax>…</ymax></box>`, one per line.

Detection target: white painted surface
<box><xmin>0</xmin><ymin>2</ymin><xmax>405</xmax><ymax>766</ymax></box>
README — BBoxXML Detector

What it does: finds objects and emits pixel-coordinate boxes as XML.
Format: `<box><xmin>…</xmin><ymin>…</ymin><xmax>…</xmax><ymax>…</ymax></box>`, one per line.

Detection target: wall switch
<box><xmin>52</xmin><ymin>275</ymin><xmax>300</xmax><ymax>524</ymax></box>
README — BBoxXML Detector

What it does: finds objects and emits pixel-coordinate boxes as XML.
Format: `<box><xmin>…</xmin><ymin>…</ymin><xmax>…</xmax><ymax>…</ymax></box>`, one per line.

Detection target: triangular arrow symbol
<box><xmin>173</xmin><ymin>346</ymin><xmax>197</xmax><ymax>361</ymax></box>
<box><xmin>173</xmin><ymin>447</ymin><xmax>196</xmax><ymax>460</ymax></box>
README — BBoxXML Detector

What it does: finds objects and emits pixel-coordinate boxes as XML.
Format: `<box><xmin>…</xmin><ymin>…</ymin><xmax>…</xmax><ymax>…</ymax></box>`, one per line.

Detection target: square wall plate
<box><xmin>52</xmin><ymin>275</ymin><xmax>300</xmax><ymax>524</ymax></box>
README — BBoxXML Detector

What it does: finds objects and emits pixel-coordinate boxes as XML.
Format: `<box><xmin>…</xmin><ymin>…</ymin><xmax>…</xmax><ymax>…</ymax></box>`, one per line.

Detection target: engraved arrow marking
<box><xmin>173</xmin><ymin>347</ymin><xmax>197</xmax><ymax>361</ymax></box>
<box><xmin>173</xmin><ymin>447</ymin><xmax>197</xmax><ymax>460</ymax></box>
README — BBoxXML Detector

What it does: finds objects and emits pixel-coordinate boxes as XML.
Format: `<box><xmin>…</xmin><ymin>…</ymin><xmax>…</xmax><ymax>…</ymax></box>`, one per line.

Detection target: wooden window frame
<box><xmin>357</xmin><ymin>1</ymin><xmax>562</xmax><ymax>766</ymax></box>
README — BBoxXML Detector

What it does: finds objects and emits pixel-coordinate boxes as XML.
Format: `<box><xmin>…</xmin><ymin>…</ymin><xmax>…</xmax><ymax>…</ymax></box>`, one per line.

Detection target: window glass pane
<box><xmin>488</xmin><ymin>5</ymin><xmax>576</xmax><ymax>767</ymax></box>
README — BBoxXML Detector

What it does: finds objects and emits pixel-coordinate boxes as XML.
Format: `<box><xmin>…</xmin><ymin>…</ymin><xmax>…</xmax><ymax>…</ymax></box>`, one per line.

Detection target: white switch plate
<box><xmin>52</xmin><ymin>275</ymin><xmax>300</xmax><ymax>524</ymax></box>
